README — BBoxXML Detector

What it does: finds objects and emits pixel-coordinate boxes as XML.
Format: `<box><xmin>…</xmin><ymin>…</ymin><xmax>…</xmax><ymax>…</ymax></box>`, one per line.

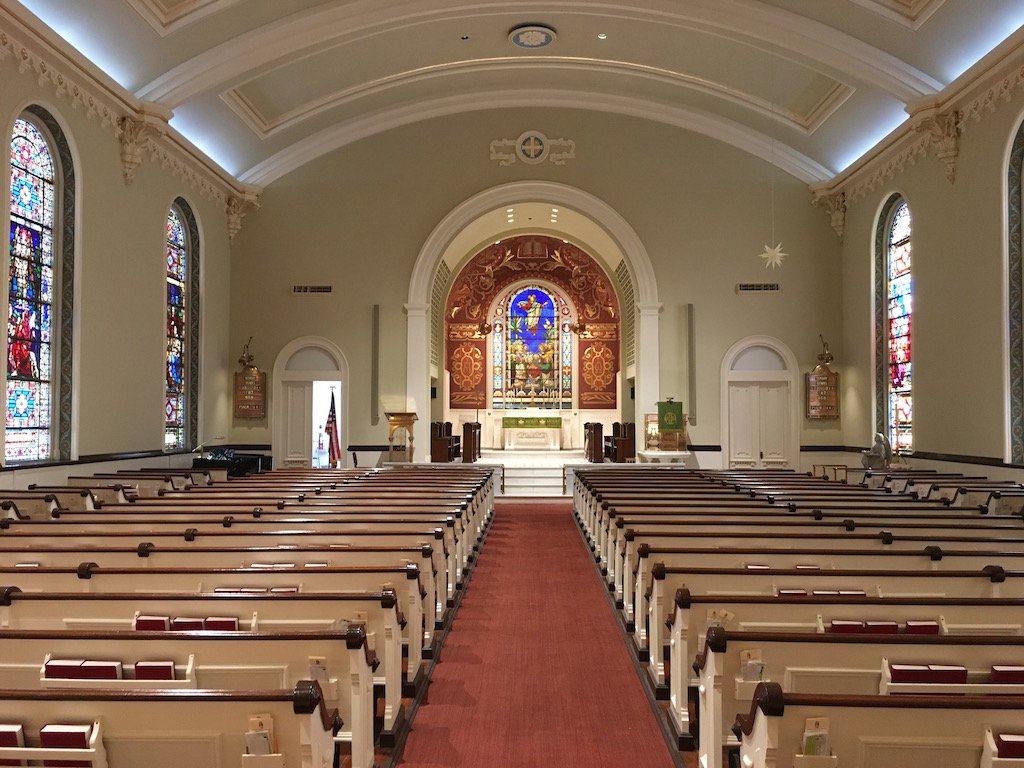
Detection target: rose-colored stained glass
<box><xmin>165</xmin><ymin>208</ymin><xmax>188</xmax><ymax>450</ymax></box>
<box><xmin>886</xmin><ymin>201</ymin><xmax>912</xmax><ymax>453</ymax></box>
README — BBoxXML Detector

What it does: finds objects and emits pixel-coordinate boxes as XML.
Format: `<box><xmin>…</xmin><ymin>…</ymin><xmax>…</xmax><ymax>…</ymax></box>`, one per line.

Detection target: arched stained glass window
<box><xmin>886</xmin><ymin>201</ymin><xmax>913</xmax><ymax>454</ymax></box>
<box><xmin>7</xmin><ymin>117</ymin><xmax>56</xmax><ymax>462</ymax></box>
<box><xmin>165</xmin><ymin>207</ymin><xmax>188</xmax><ymax>450</ymax></box>
<box><xmin>1007</xmin><ymin>120</ymin><xmax>1024</xmax><ymax>464</ymax></box>
<box><xmin>491</xmin><ymin>284</ymin><xmax>573</xmax><ymax>409</ymax></box>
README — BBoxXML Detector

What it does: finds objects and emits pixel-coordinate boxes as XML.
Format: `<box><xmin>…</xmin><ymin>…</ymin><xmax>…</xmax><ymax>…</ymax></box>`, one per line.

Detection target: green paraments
<box><xmin>501</xmin><ymin>416</ymin><xmax>563</xmax><ymax>428</ymax></box>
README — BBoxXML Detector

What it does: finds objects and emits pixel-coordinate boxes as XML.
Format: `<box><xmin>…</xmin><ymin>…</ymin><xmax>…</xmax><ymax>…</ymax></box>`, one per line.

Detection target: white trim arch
<box><xmin>272</xmin><ymin>336</ymin><xmax>350</xmax><ymax>468</ymax></box>
<box><xmin>407</xmin><ymin>181</ymin><xmax>660</xmax><ymax>461</ymax></box>
<box><xmin>720</xmin><ymin>335</ymin><xmax>800</xmax><ymax>469</ymax></box>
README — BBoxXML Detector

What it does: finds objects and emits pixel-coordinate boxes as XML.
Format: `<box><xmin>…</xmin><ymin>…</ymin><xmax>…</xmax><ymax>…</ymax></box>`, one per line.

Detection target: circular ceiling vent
<box><xmin>509</xmin><ymin>24</ymin><xmax>557</xmax><ymax>49</ymax></box>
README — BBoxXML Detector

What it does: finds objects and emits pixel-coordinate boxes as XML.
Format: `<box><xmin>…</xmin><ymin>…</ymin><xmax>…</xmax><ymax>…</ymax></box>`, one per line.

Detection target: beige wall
<box><xmin>841</xmin><ymin>88</ymin><xmax>1024</xmax><ymax>460</ymax></box>
<box><xmin>0</xmin><ymin>74</ymin><xmax>234</xmax><ymax>457</ymax></box>
<box><xmin>230</xmin><ymin>108</ymin><xmax>843</xmax><ymax>450</ymax></box>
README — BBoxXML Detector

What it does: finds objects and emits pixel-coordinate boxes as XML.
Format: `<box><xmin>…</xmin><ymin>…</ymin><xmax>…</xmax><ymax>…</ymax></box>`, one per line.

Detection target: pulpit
<box><xmin>384</xmin><ymin>412</ymin><xmax>417</xmax><ymax>462</ymax></box>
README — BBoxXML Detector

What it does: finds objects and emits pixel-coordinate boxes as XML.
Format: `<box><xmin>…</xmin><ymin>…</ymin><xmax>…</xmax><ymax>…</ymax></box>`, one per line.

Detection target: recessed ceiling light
<box><xmin>597</xmin><ymin>33</ymin><xmax>607</xmax><ymax>40</ymax></box>
<box><xmin>506</xmin><ymin>208</ymin><xmax>514</xmax><ymax>212</ymax></box>
<box><xmin>551</xmin><ymin>208</ymin><xmax>558</xmax><ymax>212</ymax></box>
<box><xmin>509</xmin><ymin>24</ymin><xmax>557</xmax><ymax>49</ymax></box>
<box><xmin>461</xmin><ymin>35</ymin><xmax>469</xmax><ymax>40</ymax></box>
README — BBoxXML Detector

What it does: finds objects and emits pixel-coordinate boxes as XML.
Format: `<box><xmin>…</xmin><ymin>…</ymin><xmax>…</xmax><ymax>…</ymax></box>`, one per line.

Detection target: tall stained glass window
<box><xmin>7</xmin><ymin>118</ymin><xmax>56</xmax><ymax>462</ymax></box>
<box><xmin>165</xmin><ymin>207</ymin><xmax>188</xmax><ymax>450</ymax></box>
<box><xmin>491</xmin><ymin>285</ymin><xmax>573</xmax><ymax>409</ymax></box>
<box><xmin>886</xmin><ymin>201</ymin><xmax>913</xmax><ymax>454</ymax></box>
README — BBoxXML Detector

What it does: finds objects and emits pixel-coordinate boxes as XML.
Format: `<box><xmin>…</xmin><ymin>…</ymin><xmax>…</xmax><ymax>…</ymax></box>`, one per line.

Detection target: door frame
<box><xmin>720</xmin><ymin>335</ymin><xmax>800</xmax><ymax>469</ymax></box>
<box><xmin>272</xmin><ymin>336</ymin><xmax>349</xmax><ymax>469</ymax></box>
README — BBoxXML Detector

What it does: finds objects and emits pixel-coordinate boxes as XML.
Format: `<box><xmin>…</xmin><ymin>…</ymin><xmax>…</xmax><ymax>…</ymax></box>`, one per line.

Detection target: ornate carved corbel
<box><xmin>811</xmin><ymin>188</ymin><xmax>846</xmax><ymax>239</ymax></box>
<box><xmin>226</xmin><ymin>192</ymin><xmax>261</xmax><ymax>242</ymax></box>
<box><xmin>118</xmin><ymin>107</ymin><xmax>169</xmax><ymax>185</ymax></box>
<box><xmin>915</xmin><ymin>109</ymin><xmax>961</xmax><ymax>183</ymax></box>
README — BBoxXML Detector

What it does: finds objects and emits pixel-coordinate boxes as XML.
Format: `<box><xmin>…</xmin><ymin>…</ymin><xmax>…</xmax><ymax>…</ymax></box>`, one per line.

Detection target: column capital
<box><xmin>637</xmin><ymin>302</ymin><xmax>663</xmax><ymax>316</ymax></box>
<box><xmin>404</xmin><ymin>303</ymin><xmax>429</xmax><ymax>317</ymax></box>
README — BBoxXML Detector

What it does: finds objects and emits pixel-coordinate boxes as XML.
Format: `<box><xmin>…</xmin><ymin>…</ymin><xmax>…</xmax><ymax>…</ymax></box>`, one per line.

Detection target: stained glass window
<box><xmin>491</xmin><ymin>285</ymin><xmax>573</xmax><ymax>409</ymax></box>
<box><xmin>887</xmin><ymin>201</ymin><xmax>912</xmax><ymax>454</ymax></box>
<box><xmin>7</xmin><ymin>118</ymin><xmax>56</xmax><ymax>463</ymax></box>
<box><xmin>165</xmin><ymin>207</ymin><xmax>187</xmax><ymax>450</ymax></box>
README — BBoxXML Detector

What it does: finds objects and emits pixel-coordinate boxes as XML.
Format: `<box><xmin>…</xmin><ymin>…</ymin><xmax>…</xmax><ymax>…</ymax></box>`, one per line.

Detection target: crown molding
<box><xmin>125</xmin><ymin>0</ymin><xmax>243</xmax><ymax>37</ymax></box>
<box><xmin>846</xmin><ymin>0</ymin><xmax>947</xmax><ymax>30</ymax></box>
<box><xmin>0</xmin><ymin>4</ymin><xmax>262</xmax><ymax>221</ymax></box>
<box><xmin>810</xmin><ymin>24</ymin><xmax>1024</xmax><ymax>206</ymax></box>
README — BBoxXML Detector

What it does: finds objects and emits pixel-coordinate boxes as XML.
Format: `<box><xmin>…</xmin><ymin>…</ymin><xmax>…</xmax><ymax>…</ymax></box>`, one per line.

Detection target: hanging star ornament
<box><xmin>759</xmin><ymin>242</ymin><xmax>787</xmax><ymax>269</ymax></box>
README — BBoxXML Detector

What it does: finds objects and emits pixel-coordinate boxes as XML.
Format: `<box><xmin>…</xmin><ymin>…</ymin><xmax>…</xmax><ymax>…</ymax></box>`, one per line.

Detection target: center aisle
<box><xmin>398</xmin><ymin>500</ymin><xmax>678</xmax><ymax>768</ymax></box>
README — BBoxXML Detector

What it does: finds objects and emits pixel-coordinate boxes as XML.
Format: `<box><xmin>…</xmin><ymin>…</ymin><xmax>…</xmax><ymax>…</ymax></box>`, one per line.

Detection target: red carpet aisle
<box><xmin>399</xmin><ymin>501</ymin><xmax>677</xmax><ymax>768</ymax></box>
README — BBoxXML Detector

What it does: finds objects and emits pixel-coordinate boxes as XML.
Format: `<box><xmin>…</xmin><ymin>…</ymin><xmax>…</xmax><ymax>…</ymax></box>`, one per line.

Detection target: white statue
<box><xmin>861</xmin><ymin>432</ymin><xmax>892</xmax><ymax>470</ymax></box>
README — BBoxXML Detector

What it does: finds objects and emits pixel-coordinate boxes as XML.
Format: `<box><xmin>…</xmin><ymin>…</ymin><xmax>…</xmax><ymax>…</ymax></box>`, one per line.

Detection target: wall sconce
<box><xmin>571</xmin><ymin>321</ymin><xmax>591</xmax><ymax>338</ymax></box>
<box><xmin>476</xmin><ymin>322</ymin><xmax>493</xmax><ymax>337</ymax></box>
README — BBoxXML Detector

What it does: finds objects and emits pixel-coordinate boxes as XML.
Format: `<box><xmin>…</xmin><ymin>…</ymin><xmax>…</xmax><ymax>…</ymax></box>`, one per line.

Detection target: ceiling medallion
<box><xmin>490</xmin><ymin>131</ymin><xmax>576</xmax><ymax>167</ymax></box>
<box><xmin>509</xmin><ymin>24</ymin><xmax>557</xmax><ymax>49</ymax></box>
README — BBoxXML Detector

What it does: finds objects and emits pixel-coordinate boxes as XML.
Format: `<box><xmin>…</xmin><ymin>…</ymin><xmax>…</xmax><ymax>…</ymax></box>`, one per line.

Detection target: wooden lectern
<box><xmin>385</xmin><ymin>412</ymin><xmax>418</xmax><ymax>462</ymax></box>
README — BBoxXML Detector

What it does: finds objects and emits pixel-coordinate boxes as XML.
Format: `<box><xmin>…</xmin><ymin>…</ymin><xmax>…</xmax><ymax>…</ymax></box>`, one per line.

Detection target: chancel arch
<box><xmin>407</xmin><ymin>181</ymin><xmax>660</xmax><ymax>461</ymax></box>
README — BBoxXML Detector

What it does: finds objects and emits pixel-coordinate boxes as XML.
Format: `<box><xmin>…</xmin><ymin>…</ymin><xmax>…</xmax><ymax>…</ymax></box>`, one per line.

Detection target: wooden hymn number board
<box><xmin>234</xmin><ymin>368</ymin><xmax>266</xmax><ymax>419</ymax></box>
<box><xmin>806</xmin><ymin>366</ymin><xmax>839</xmax><ymax>419</ymax></box>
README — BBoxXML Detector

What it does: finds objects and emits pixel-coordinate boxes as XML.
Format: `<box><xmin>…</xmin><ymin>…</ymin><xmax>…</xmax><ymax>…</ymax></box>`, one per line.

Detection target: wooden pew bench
<box><xmin>0</xmin><ymin>562</ymin><xmax>428</xmax><ymax>681</ymax></box>
<box><xmin>0</xmin><ymin>586</ymin><xmax>409</xmax><ymax>738</ymax></box>
<box><xmin>0</xmin><ymin>625</ymin><xmax>376</xmax><ymax>768</ymax></box>
<box><xmin>735</xmin><ymin>682</ymin><xmax>1024</xmax><ymax>768</ymax></box>
<box><xmin>663</xmin><ymin>590</ymin><xmax>1024</xmax><ymax>745</ymax></box>
<box><xmin>695</xmin><ymin>626</ymin><xmax>1024</xmax><ymax>768</ymax></box>
<box><xmin>0</xmin><ymin>680</ymin><xmax>337</xmax><ymax>768</ymax></box>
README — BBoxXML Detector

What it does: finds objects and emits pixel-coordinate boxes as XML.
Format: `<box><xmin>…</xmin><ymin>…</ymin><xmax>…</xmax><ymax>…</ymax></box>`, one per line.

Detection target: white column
<box><xmin>635</xmin><ymin>302</ymin><xmax>662</xmax><ymax>443</ymax></box>
<box><xmin>404</xmin><ymin>303</ymin><xmax>430</xmax><ymax>462</ymax></box>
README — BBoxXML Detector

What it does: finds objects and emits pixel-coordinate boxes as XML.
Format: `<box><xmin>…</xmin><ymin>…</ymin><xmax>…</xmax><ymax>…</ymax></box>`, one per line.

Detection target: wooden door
<box><xmin>728</xmin><ymin>381</ymin><xmax>791</xmax><ymax>468</ymax></box>
<box><xmin>281</xmin><ymin>381</ymin><xmax>313</xmax><ymax>467</ymax></box>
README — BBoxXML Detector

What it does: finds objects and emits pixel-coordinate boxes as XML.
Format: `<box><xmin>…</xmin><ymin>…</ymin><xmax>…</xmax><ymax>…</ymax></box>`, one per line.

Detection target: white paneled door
<box><xmin>281</xmin><ymin>381</ymin><xmax>313</xmax><ymax>467</ymax></box>
<box><xmin>728</xmin><ymin>381</ymin><xmax>791</xmax><ymax>468</ymax></box>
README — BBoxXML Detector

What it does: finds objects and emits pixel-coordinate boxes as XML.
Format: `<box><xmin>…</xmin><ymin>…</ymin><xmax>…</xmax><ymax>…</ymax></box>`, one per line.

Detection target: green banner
<box><xmin>502</xmin><ymin>416</ymin><xmax>562</xmax><ymax>428</ymax></box>
<box><xmin>657</xmin><ymin>401</ymin><xmax>684</xmax><ymax>432</ymax></box>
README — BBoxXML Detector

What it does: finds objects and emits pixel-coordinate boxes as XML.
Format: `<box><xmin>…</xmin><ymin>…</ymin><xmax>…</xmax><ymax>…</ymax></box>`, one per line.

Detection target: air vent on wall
<box><xmin>736</xmin><ymin>283</ymin><xmax>780</xmax><ymax>294</ymax></box>
<box><xmin>292</xmin><ymin>285</ymin><xmax>333</xmax><ymax>294</ymax></box>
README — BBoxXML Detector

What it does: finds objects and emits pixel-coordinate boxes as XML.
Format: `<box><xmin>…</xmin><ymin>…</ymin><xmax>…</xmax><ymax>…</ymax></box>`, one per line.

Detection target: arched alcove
<box><xmin>407</xmin><ymin>181</ymin><xmax>660</xmax><ymax>460</ymax></box>
<box><xmin>720</xmin><ymin>335</ymin><xmax>800</xmax><ymax>469</ymax></box>
<box><xmin>272</xmin><ymin>336</ymin><xmax>349</xmax><ymax>468</ymax></box>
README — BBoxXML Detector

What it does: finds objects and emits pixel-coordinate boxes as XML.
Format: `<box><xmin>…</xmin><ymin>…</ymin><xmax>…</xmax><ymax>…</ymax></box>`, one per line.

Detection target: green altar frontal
<box><xmin>501</xmin><ymin>416</ymin><xmax>563</xmax><ymax>428</ymax></box>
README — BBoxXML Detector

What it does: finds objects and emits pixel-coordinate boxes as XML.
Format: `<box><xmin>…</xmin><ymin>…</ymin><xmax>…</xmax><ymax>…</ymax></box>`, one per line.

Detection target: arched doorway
<box><xmin>442</xmin><ymin>235</ymin><xmax>621</xmax><ymax>449</ymax></box>
<box><xmin>720</xmin><ymin>336</ymin><xmax>800</xmax><ymax>469</ymax></box>
<box><xmin>272</xmin><ymin>336</ymin><xmax>349</xmax><ymax>468</ymax></box>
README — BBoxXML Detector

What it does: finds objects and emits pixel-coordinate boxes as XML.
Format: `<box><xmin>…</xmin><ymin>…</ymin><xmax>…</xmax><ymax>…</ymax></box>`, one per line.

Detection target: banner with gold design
<box><xmin>579</xmin><ymin>339</ymin><xmax>618</xmax><ymax>409</ymax></box>
<box><xmin>448</xmin><ymin>339</ymin><xmax>486</xmax><ymax>408</ymax></box>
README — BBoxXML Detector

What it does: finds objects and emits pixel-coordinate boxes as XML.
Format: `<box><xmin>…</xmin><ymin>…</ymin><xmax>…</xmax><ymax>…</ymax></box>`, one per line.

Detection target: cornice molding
<box><xmin>125</xmin><ymin>0</ymin><xmax>243</xmax><ymax>37</ymax></box>
<box><xmin>0</xmin><ymin>6</ymin><xmax>263</xmax><ymax>235</ymax></box>
<box><xmin>847</xmin><ymin>0</ymin><xmax>947</xmax><ymax>30</ymax></box>
<box><xmin>809</xmin><ymin>26</ymin><xmax>1024</xmax><ymax>208</ymax></box>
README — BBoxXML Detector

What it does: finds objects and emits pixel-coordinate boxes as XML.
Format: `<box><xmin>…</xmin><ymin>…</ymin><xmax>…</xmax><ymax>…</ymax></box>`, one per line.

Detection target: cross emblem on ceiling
<box><xmin>521</xmin><ymin>136</ymin><xmax>544</xmax><ymax>159</ymax></box>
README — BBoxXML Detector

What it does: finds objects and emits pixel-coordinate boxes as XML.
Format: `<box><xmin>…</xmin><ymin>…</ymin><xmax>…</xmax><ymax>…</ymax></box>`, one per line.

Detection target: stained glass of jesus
<box><xmin>165</xmin><ymin>208</ymin><xmax>187</xmax><ymax>450</ymax></box>
<box><xmin>491</xmin><ymin>286</ymin><xmax>573</xmax><ymax>409</ymax></box>
<box><xmin>7</xmin><ymin>117</ymin><xmax>55</xmax><ymax>463</ymax></box>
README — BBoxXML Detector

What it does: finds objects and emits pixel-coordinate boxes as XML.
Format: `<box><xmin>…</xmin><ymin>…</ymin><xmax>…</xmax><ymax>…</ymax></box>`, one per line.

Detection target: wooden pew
<box><xmin>663</xmin><ymin>589</ymin><xmax>1024</xmax><ymax>745</ymax></box>
<box><xmin>734</xmin><ymin>681</ymin><xmax>1024</xmax><ymax>768</ymax></box>
<box><xmin>695</xmin><ymin>626</ymin><xmax>1024</xmax><ymax>768</ymax></box>
<box><xmin>0</xmin><ymin>625</ymin><xmax>376</xmax><ymax>768</ymax></box>
<box><xmin>0</xmin><ymin>586</ymin><xmax>408</xmax><ymax>737</ymax></box>
<box><xmin>0</xmin><ymin>680</ymin><xmax>337</xmax><ymax>768</ymax></box>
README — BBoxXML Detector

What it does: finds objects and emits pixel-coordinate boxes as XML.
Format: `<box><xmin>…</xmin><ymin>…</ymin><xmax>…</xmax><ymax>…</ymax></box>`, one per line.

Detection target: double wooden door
<box><xmin>727</xmin><ymin>381</ymin><xmax>790</xmax><ymax>468</ymax></box>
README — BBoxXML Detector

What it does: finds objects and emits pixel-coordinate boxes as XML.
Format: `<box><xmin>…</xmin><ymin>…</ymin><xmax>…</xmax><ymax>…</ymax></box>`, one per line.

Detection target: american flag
<box><xmin>325</xmin><ymin>391</ymin><xmax>341</xmax><ymax>468</ymax></box>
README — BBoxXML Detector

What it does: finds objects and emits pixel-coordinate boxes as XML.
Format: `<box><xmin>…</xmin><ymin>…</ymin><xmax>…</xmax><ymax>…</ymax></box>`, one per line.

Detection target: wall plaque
<box><xmin>806</xmin><ymin>364</ymin><xmax>840</xmax><ymax>419</ymax></box>
<box><xmin>234</xmin><ymin>367</ymin><xmax>266</xmax><ymax>419</ymax></box>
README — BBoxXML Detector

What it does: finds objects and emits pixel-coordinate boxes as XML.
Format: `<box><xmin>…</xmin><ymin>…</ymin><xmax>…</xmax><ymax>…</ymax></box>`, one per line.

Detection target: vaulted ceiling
<box><xmin>13</xmin><ymin>0</ymin><xmax>1024</xmax><ymax>187</ymax></box>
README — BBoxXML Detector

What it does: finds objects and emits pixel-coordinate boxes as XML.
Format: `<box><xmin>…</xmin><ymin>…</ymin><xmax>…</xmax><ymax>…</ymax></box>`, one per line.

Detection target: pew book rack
<box><xmin>0</xmin><ymin>718</ymin><xmax>107</xmax><ymax>767</ymax></box>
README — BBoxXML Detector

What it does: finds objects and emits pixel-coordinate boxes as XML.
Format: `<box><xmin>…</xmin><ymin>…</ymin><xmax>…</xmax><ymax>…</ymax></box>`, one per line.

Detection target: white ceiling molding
<box><xmin>0</xmin><ymin>5</ymin><xmax>261</xmax><ymax>209</ymax></box>
<box><xmin>847</xmin><ymin>0</ymin><xmax>947</xmax><ymax>30</ymax></box>
<box><xmin>812</xmin><ymin>25</ymin><xmax>1024</xmax><ymax>204</ymax></box>
<box><xmin>125</xmin><ymin>0</ymin><xmax>243</xmax><ymax>37</ymax></box>
<box><xmin>238</xmin><ymin>87</ymin><xmax>831</xmax><ymax>187</ymax></box>
<box><xmin>137</xmin><ymin>0</ymin><xmax>940</xmax><ymax>106</ymax></box>
<box><xmin>221</xmin><ymin>56</ymin><xmax>854</xmax><ymax>140</ymax></box>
